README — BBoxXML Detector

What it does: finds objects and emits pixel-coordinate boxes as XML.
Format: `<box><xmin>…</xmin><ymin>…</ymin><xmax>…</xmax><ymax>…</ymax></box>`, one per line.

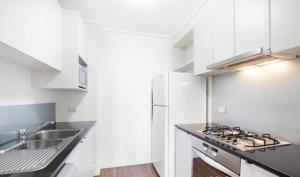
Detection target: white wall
<box><xmin>97</xmin><ymin>30</ymin><xmax>172</xmax><ymax>169</ymax></box>
<box><xmin>172</xmin><ymin>0</ymin><xmax>207</xmax><ymax>43</ymax></box>
<box><xmin>0</xmin><ymin>59</ymin><xmax>56</xmax><ymax>106</ymax></box>
<box><xmin>55</xmin><ymin>23</ymin><xmax>99</xmax><ymax>122</ymax></box>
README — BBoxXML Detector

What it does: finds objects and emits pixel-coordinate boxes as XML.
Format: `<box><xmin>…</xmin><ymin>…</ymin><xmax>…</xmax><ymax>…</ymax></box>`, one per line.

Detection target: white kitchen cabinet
<box><xmin>271</xmin><ymin>0</ymin><xmax>300</xmax><ymax>53</ymax></box>
<box><xmin>66</xmin><ymin>125</ymin><xmax>96</xmax><ymax>177</ymax></box>
<box><xmin>193</xmin><ymin>1</ymin><xmax>214</xmax><ymax>75</ymax></box>
<box><xmin>31</xmin><ymin>9</ymin><xmax>88</xmax><ymax>91</ymax></box>
<box><xmin>212</xmin><ymin>0</ymin><xmax>235</xmax><ymax>63</ymax></box>
<box><xmin>78</xmin><ymin>19</ymin><xmax>88</xmax><ymax>63</ymax></box>
<box><xmin>0</xmin><ymin>0</ymin><xmax>62</xmax><ymax>70</ymax></box>
<box><xmin>175</xmin><ymin>128</ymin><xmax>192</xmax><ymax>177</ymax></box>
<box><xmin>172</xmin><ymin>31</ymin><xmax>194</xmax><ymax>73</ymax></box>
<box><xmin>241</xmin><ymin>160</ymin><xmax>278</xmax><ymax>177</ymax></box>
<box><xmin>235</xmin><ymin>0</ymin><xmax>270</xmax><ymax>55</ymax></box>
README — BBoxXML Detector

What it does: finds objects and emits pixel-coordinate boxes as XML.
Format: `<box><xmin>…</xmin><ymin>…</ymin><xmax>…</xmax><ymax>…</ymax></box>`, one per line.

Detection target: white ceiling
<box><xmin>58</xmin><ymin>0</ymin><xmax>205</xmax><ymax>36</ymax></box>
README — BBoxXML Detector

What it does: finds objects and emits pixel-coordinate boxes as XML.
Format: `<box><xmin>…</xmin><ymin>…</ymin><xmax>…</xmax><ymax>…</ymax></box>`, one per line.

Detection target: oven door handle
<box><xmin>193</xmin><ymin>148</ymin><xmax>240</xmax><ymax>177</ymax></box>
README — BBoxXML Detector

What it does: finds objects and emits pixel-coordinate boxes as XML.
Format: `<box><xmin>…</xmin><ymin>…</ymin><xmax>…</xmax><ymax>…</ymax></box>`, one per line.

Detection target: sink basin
<box><xmin>29</xmin><ymin>129</ymin><xmax>81</xmax><ymax>140</ymax></box>
<box><xmin>14</xmin><ymin>140</ymin><xmax>63</xmax><ymax>150</ymax></box>
<box><xmin>0</xmin><ymin>128</ymin><xmax>83</xmax><ymax>175</ymax></box>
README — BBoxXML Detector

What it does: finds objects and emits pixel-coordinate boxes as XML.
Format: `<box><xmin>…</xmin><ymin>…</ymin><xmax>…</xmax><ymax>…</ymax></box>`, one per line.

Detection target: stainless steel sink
<box><xmin>13</xmin><ymin>140</ymin><xmax>63</xmax><ymax>150</ymax></box>
<box><xmin>28</xmin><ymin>129</ymin><xmax>81</xmax><ymax>140</ymax></box>
<box><xmin>0</xmin><ymin>128</ymin><xmax>83</xmax><ymax>175</ymax></box>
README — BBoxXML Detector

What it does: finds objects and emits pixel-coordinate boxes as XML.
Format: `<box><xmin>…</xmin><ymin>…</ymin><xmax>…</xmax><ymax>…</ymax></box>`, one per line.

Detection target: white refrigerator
<box><xmin>151</xmin><ymin>72</ymin><xmax>206</xmax><ymax>177</ymax></box>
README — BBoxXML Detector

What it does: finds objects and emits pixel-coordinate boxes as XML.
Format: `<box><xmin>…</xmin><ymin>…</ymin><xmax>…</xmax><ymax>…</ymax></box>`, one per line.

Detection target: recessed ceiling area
<box><xmin>58</xmin><ymin>0</ymin><xmax>205</xmax><ymax>35</ymax></box>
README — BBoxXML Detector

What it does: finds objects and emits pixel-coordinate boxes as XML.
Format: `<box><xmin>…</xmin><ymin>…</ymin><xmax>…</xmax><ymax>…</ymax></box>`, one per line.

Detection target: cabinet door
<box><xmin>39</xmin><ymin>0</ymin><xmax>62</xmax><ymax>69</ymax></box>
<box><xmin>78</xmin><ymin>19</ymin><xmax>88</xmax><ymax>62</ymax></box>
<box><xmin>235</xmin><ymin>0</ymin><xmax>270</xmax><ymax>55</ymax></box>
<box><xmin>241</xmin><ymin>160</ymin><xmax>278</xmax><ymax>177</ymax></box>
<box><xmin>212</xmin><ymin>0</ymin><xmax>235</xmax><ymax>63</ymax></box>
<box><xmin>66</xmin><ymin>140</ymin><xmax>85</xmax><ymax>176</ymax></box>
<box><xmin>271</xmin><ymin>0</ymin><xmax>300</xmax><ymax>52</ymax></box>
<box><xmin>83</xmin><ymin>126</ymin><xmax>97</xmax><ymax>176</ymax></box>
<box><xmin>193</xmin><ymin>1</ymin><xmax>214</xmax><ymax>75</ymax></box>
<box><xmin>0</xmin><ymin>0</ymin><xmax>40</xmax><ymax>60</ymax></box>
<box><xmin>66</xmin><ymin>126</ymin><xmax>97</xmax><ymax>177</ymax></box>
<box><xmin>175</xmin><ymin>128</ymin><xmax>192</xmax><ymax>177</ymax></box>
<box><xmin>0</xmin><ymin>0</ymin><xmax>61</xmax><ymax>70</ymax></box>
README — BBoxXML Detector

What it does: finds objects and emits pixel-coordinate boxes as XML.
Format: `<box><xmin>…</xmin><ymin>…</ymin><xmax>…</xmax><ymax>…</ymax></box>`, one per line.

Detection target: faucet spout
<box><xmin>18</xmin><ymin>128</ymin><xmax>27</xmax><ymax>141</ymax></box>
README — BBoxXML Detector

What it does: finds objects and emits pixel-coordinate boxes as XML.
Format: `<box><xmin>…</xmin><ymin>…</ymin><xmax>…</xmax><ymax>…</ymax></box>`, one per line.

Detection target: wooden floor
<box><xmin>96</xmin><ymin>163</ymin><xmax>159</xmax><ymax>177</ymax></box>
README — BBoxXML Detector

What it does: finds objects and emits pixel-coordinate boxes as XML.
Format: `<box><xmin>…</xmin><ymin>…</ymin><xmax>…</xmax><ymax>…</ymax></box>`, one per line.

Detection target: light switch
<box><xmin>218</xmin><ymin>107</ymin><xmax>226</xmax><ymax>114</ymax></box>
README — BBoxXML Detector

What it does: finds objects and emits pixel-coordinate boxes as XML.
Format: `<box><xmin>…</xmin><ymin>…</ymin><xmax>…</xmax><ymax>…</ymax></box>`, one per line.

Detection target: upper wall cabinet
<box><xmin>271</xmin><ymin>0</ymin><xmax>300</xmax><ymax>53</ymax></box>
<box><xmin>212</xmin><ymin>0</ymin><xmax>235</xmax><ymax>63</ymax></box>
<box><xmin>235</xmin><ymin>0</ymin><xmax>270</xmax><ymax>55</ymax></box>
<box><xmin>31</xmin><ymin>10</ymin><xmax>88</xmax><ymax>91</ymax></box>
<box><xmin>0</xmin><ymin>0</ymin><xmax>62</xmax><ymax>70</ymax></box>
<box><xmin>193</xmin><ymin>1</ymin><xmax>214</xmax><ymax>75</ymax></box>
<box><xmin>194</xmin><ymin>0</ymin><xmax>235</xmax><ymax>75</ymax></box>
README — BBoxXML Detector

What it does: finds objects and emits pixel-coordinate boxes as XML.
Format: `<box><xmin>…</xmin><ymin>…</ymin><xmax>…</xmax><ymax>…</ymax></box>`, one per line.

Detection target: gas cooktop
<box><xmin>196</xmin><ymin>126</ymin><xmax>291</xmax><ymax>151</ymax></box>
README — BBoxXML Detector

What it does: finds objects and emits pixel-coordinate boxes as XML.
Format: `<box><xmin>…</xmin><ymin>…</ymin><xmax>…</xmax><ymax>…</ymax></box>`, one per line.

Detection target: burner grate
<box><xmin>202</xmin><ymin>126</ymin><xmax>281</xmax><ymax>148</ymax></box>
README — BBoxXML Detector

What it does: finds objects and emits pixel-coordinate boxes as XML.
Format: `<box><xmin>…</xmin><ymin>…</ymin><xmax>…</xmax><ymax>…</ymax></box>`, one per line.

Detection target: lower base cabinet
<box><xmin>66</xmin><ymin>125</ymin><xmax>96</xmax><ymax>177</ymax></box>
<box><xmin>175</xmin><ymin>128</ymin><xmax>192</xmax><ymax>177</ymax></box>
<box><xmin>241</xmin><ymin>160</ymin><xmax>278</xmax><ymax>177</ymax></box>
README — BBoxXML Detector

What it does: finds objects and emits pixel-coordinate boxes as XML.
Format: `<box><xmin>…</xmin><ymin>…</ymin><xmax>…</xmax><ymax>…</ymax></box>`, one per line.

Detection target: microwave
<box><xmin>79</xmin><ymin>63</ymin><xmax>88</xmax><ymax>89</ymax></box>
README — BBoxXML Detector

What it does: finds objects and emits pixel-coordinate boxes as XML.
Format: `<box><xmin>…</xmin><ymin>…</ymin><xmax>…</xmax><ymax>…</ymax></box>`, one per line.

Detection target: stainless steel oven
<box><xmin>191</xmin><ymin>136</ymin><xmax>241</xmax><ymax>177</ymax></box>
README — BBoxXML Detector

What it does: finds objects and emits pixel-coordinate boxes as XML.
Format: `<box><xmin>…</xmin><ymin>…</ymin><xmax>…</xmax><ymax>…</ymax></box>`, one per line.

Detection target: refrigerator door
<box><xmin>152</xmin><ymin>73</ymin><xmax>168</xmax><ymax>106</ymax></box>
<box><xmin>168</xmin><ymin>72</ymin><xmax>206</xmax><ymax>124</ymax></box>
<box><xmin>151</xmin><ymin>105</ymin><xmax>168</xmax><ymax>177</ymax></box>
<box><xmin>168</xmin><ymin>72</ymin><xmax>207</xmax><ymax>177</ymax></box>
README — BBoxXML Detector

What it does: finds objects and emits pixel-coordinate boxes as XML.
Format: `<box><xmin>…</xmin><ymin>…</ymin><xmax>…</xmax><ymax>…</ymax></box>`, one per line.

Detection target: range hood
<box><xmin>207</xmin><ymin>47</ymin><xmax>300</xmax><ymax>73</ymax></box>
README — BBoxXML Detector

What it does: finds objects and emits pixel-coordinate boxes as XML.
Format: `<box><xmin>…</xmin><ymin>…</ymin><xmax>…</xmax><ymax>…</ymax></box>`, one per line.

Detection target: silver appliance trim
<box><xmin>207</xmin><ymin>48</ymin><xmax>269</xmax><ymax>70</ymax></box>
<box><xmin>192</xmin><ymin>136</ymin><xmax>241</xmax><ymax>175</ymax></box>
<box><xmin>193</xmin><ymin>148</ymin><xmax>240</xmax><ymax>177</ymax></box>
<box><xmin>206</xmin><ymin>47</ymin><xmax>299</xmax><ymax>72</ymax></box>
<box><xmin>79</xmin><ymin>56</ymin><xmax>88</xmax><ymax>89</ymax></box>
<box><xmin>79</xmin><ymin>64</ymin><xmax>88</xmax><ymax>89</ymax></box>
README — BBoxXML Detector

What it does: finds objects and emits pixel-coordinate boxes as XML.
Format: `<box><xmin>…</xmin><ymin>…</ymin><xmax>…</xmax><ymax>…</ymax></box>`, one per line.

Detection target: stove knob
<box><xmin>211</xmin><ymin>147</ymin><xmax>218</xmax><ymax>157</ymax></box>
<box><xmin>203</xmin><ymin>143</ymin><xmax>209</xmax><ymax>152</ymax></box>
<box><xmin>211</xmin><ymin>151</ymin><xmax>218</xmax><ymax>157</ymax></box>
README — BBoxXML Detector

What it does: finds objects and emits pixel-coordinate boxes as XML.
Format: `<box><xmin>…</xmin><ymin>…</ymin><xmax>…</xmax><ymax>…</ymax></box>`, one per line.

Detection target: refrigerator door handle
<box><xmin>151</xmin><ymin>85</ymin><xmax>154</xmax><ymax>123</ymax></box>
<box><xmin>152</xmin><ymin>104</ymin><xmax>168</xmax><ymax>107</ymax></box>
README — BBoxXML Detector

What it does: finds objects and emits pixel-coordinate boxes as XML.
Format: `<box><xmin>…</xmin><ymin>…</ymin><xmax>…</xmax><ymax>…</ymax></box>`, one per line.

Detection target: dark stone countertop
<box><xmin>0</xmin><ymin>121</ymin><xmax>96</xmax><ymax>177</ymax></box>
<box><xmin>176</xmin><ymin>123</ymin><xmax>300</xmax><ymax>177</ymax></box>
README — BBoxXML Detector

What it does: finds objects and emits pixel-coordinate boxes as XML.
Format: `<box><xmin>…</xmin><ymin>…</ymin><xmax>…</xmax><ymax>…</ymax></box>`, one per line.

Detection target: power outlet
<box><xmin>68</xmin><ymin>106</ymin><xmax>77</xmax><ymax>112</ymax></box>
<box><xmin>218</xmin><ymin>107</ymin><xmax>226</xmax><ymax>114</ymax></box>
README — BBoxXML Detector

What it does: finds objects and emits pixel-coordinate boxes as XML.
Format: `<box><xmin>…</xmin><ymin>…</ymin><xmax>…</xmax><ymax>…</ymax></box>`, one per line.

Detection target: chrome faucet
<box><xmin>18</xmin><ymin>128</ymin><xmax>27</xmax><ymax>141</ymax></box>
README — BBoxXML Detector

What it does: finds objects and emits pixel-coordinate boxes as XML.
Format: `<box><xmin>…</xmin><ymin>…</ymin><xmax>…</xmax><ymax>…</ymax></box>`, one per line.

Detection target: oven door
<box><xmin>192</xmin><ymin>147</ymin><xmax>239</xmax><ymax>177</ymax></box>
